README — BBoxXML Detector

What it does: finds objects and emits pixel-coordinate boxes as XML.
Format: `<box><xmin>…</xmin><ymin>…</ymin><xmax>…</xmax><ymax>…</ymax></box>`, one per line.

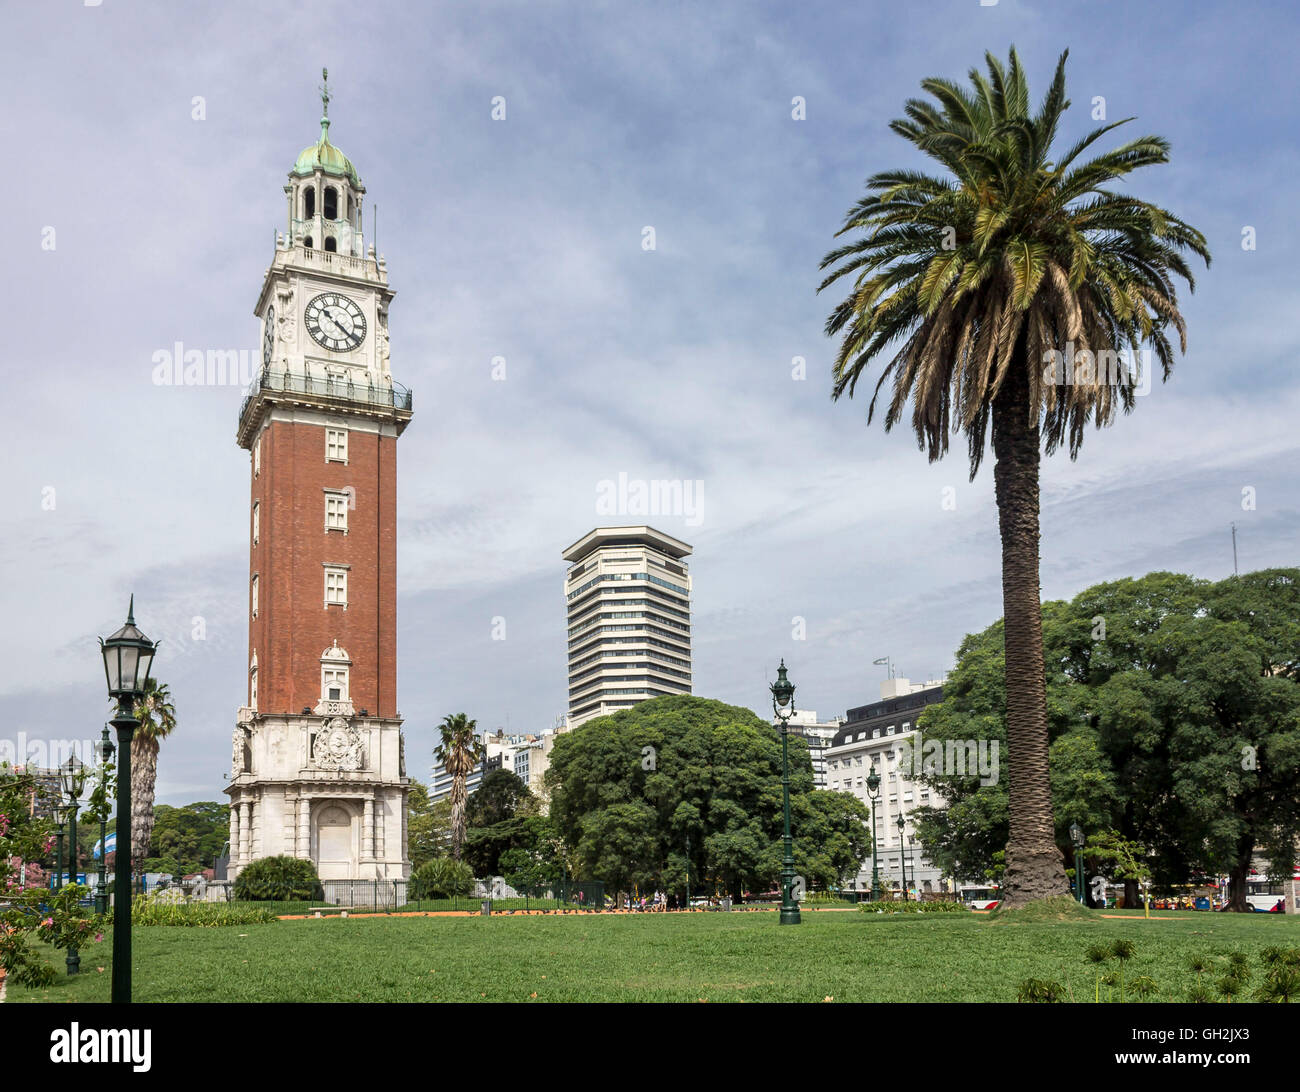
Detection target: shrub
<box><xmin>860</xmin><ymin>899</ymin><xmax>970</xmax><ymax>915</ymax></box>
<box><xmin>410</xmin><ymin>857</ymin><xmax>474</xmax><ymax>900</ymax></box>
<box><xmin>233</xmin><ymin>856</ymin><xmax>323</xmax><ymax>902</ymax></box>
<box><xmin>132</xmin><ymin>893</ymin><xmax>279</xmax><ymax>927</ymax></box>
<box><xmin>1017</xmin><ymin>978</ymin><xmax>1066</xmax><ymax>1003</ymax></box>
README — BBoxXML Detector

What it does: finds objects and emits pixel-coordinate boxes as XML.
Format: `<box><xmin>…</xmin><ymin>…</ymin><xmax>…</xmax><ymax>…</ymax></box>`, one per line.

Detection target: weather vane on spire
<box><xmin>320</xmin><ymin>67</ymin><xmax>331</xmax><ymax>118</ymax></box>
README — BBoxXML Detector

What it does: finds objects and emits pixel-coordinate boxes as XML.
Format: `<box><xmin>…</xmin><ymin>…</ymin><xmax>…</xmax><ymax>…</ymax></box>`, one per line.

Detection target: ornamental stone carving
<box><xmin>312</xmin><ymin>717</ymin><xmax>365</xmax><ymax>772</ymax></box>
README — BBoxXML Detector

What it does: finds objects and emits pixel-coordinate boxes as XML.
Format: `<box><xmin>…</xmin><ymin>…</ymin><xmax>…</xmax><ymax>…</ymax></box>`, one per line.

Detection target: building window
<box><xmin>325</xmin><ymin>567</ymin><xmax>348</xmax><ymax>607</ymax></box>
<box><xmin>304</xmin><ymin>186</ymin><xmax>316</xmax><ymax>219</ymax></box>
<box><xmin>250</xmin><ymin>574</ymin><xmax>259</xmax><ymax>618</ymax></box>
<box><xmin>326</xmin><ymin>428</ymin><xmax>348</xmax><ymax>462</ymax></box>
<box><xmin>322</xmin><ymin>666</ymin><xmax>349</xmax><ymax>702</ymax></box>
<box><xmin>254</xmin><ymin>438</ymin><xmax>261</xmax><ymax>477</ymax></box>
<box><xmin>252</xmin><ymin>501</ymin><xmax>260</xmax><ymax>545</ymax></box>
<box><xmin>304</xmin><ymin>236</ymin><xmax>313</xmax><ymax>249</ymax></box>
<box><xmin>249</xmin><ymin>658</ymin><xmax>258</xmax><ymax>711</ymax></box>
<box><xmin>324</xmin><ymin>186</ymin><xmax>338</xmax><ymax>220</ymax></box>
<box><xmin>324</xmin><ymin>236</ymin><xmax>337</xmax><ymax>252</ymax></box>
<box><xmin>325</xmin><ymin>492</ymin><xmax>349</xmax><ymax>532</ymax></box>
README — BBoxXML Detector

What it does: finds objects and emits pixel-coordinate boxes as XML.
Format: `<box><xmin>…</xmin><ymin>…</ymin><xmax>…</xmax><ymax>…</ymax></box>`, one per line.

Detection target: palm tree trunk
<box><xmin>992</xmin><ymin>360</ymin><xmax>1068</xmax><ymax>907</ymax></box>
<box><xmin>450</xmin><ymin>775</ymin><xmax>466</xmax><ymax>861</ymax></box>
<box><xmin>130</xmin><ymin>735</ymin><xmax>160</xmax><ymax>875</ymax></box>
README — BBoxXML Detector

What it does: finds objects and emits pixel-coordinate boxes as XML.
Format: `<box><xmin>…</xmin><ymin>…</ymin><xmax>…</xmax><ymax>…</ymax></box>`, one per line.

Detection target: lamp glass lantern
<box><xmin>1069</xmin><ymin>821</ymin><xmax>1085</xmax><ymax>849</ymax></box>
<box><xmin>61</xmin><ymin>751</ymin><xmax>88</xmax><ymax>801</ymax></box>
<box><xmin>770</xmin><ymin>660</ymin><xmax>794</xmax><ymax>716</ymax></box>
<box><xmin>99</xmin><ymin>596</ymin><xmax>156</xmax><ymax>702</ymax></box>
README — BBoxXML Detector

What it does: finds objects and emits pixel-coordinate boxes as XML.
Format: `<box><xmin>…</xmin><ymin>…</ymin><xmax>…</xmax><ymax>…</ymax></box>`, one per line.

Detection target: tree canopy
<box><xmin>545</xmin><ymin>695</ymin><xmax>872</xmax><ymax>899</ymax></box>
<box><xmin>912</xmin><ymin>568</ymin><xmax>1300</xmax><ymax>909</ymax></box>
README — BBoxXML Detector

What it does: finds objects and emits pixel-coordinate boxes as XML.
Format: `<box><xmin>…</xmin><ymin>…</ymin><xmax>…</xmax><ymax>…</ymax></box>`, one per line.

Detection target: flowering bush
<box><xmin>0</xmin><ymin>767</ymin><xmax>104</xmax><ymax>988</ymax></box>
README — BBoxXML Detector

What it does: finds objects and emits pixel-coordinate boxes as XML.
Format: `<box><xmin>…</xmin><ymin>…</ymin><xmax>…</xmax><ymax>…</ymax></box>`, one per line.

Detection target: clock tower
<box><xmin>227</xmin><ymin>72</ymin><xmax>412</xmax><ymax>883</ymax></box>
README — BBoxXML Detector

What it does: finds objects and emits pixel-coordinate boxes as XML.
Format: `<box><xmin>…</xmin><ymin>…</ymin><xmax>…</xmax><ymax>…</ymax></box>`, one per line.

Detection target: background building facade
<box><xmin>561</xmin><ymin>526</ymin><xmax>693</xmax><ymax>727</ymax></box>
<box><xmin>825</xmin><ymin>678</ymin><xmax>947</xmax><ymax>895</ymax></box>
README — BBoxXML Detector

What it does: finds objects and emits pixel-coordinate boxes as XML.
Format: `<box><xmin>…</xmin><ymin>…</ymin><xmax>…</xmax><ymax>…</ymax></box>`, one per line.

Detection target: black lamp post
<box><xmin>99</xmin><ymin>596</ymin><xmax>157</xmax><ymax>1005</ymax></box>
<box><xmin>896</xmin><ymin>813</ymin><xmax>908</xmax><ymax>900</ymax></box>
<box><xmin>1069</xmin><ymin>822</ymin><xmax>1086</xmax><ymax>905</ymax></box>
<box><xmin>94</xmin><ymin>726</ymin><xmax>115</xmax><ymax>916</ymax></box>
<box><xmin>866</xmin><ymin>764</ymin><xmax>882</xmax><ymax>901</ymax></box>
<box><xmin>60</xmin><ymin>750</ymin><xmax>88</xmax><ymax>975</ymax></box>
<box><xmin>770</xmin><ymin>660</ymin><xmax>800</xmax><ymax>925</ymax></box>
<box><xmin>54</xmin><ymin>807</ymin><xmax>67</xmax><ymax>892</ymax></box>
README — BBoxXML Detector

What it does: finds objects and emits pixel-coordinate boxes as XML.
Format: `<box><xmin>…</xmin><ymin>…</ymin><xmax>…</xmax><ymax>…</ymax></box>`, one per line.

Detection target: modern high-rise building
<box><xmin>561</xmin><ymin>526</ymin><xmax>693</xmax><ymax>727</ymax></box>
<box><xmin>226</xmin><ymin>75</ymin><xmax>413</xmax><ymax>881</ymax></box>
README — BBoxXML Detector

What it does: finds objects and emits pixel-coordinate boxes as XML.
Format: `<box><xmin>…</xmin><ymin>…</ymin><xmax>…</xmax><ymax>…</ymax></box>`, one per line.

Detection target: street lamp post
<box><xmin>896</xmin><ymin>813</ymin><xmax>907</xmax><ymax>900</ymax></box>
<box><xmin>99</xmin><ymin>596</ymin><xmax>158</xmax><ymax>1005</ymax></box>
<box><xmin>60</xmin><ymin>750</ymin><xmax>88</xmax><ymax>976</ymax></box>
<box><xmin>54</xmin><ymin>809</ymin><xmax>66</xmax><ymax>892</ymax></box>
<box><xmin>770</xmin><ymin>660</ymin><xmax>800</xmax><ymax>925</ymax></box>
<box><xmin>1069</xmin><ymin>822</ymin><xmax>1086</xmax><ymax>906</ymax></box>
<box><xmin>866</xmin><ymin>765</ymin><xmax>882</xmax><ymax>901</ymax></box>
<box><xmin>94</xmin><ymin>726</ymin><xmax>115</xmax><ymax>917</ymax></box>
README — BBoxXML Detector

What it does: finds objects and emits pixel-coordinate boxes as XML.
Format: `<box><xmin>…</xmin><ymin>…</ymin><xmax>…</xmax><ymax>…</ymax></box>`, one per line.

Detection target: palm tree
<box><xmin>818</xmin><ymin>48</ymin><xmax>1209</xmax><ymax>906</ymax></box>
<box><xmin>435</xmin><ymin>713</ymin><xmax>484</xmax><ymax>861</ymax></box>
<box><xmin>129</xmin><ymin>677</ymin><xmax>177</xmax><ymax>875</ymax></box>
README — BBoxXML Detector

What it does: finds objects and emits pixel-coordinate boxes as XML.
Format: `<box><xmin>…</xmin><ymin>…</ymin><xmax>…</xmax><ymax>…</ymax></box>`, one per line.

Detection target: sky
<box><xmin>2</xmin><ymin>0</ymin><xmax>1297</xmax><ymax>806</ymax></box>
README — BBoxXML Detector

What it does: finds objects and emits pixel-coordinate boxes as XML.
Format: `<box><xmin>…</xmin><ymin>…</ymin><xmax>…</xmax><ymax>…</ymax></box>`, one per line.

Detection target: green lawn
<box><xmin>8</xmin><ymin>908</ymin><xmax>1298</xmax><ymax>1003</ymax></box>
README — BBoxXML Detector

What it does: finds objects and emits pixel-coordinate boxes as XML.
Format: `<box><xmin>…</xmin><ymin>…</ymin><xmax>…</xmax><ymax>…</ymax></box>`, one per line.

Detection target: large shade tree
<box><xmin>434</xmin><ymin>713</ymin><xmax>484</xmax><ymax>861</ymax></box>
<box><xmin>819</xmin><ymin>48</ymin><xmax>1210</xmax><ymax>905</ymax></box>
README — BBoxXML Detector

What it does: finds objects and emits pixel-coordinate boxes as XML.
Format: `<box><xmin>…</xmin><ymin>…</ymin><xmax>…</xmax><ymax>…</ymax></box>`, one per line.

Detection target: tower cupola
<box><xmin>284</xmin><ymin>69</ymin><xmax>366</xmax><ymax>256</ymax></box>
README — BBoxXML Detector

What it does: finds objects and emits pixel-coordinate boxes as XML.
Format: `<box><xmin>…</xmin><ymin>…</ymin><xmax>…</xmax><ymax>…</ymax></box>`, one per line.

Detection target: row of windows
<box><xmin>567</xmin><ymin>595</ymin><xmax>691</xmax><ymax>627</ymax></box>
<box><xmin>567</xmin><ymin>623</ymin><xmax>692</xmax><ymax>651</ymax></box>
<box><xmin>252</xmin><ymin>428</ymin><xmax>349</xmax><ymax>480</ymax></box>
<box><xmin>569</xmin><ymin>690</ymin><xmax>680</xmax><ymax>717</ymax></box>
<box><xmin>568</xmin><ymin>647</ymin><xmax>693</xmax><ymax>673</ymax></box>
<box><xmin>568</xmin><ymin>635</ymin><xmax>691</xmax><ymax>659</ymax></box>
<box><xmin>569</xmin><ymin>661</ymin><xmax>693</xmax><ymax>685</ymax></box>
<box><xmin>566</xmin><ymin>571</ymin><xmax>689</xmax><ymax>601</ymax></box>
<box><xmin>579</xmin><ymin>596</ymin><xmax>691</xmax><ymax>622</ymax></box>
<box><xmin>568</xmin><ymin>610</ymin><xmax>690</xmax><ymax>638</ymax></box>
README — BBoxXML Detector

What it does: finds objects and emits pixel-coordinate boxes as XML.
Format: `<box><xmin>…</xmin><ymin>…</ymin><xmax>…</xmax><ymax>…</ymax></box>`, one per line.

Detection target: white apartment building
<box><xmin>824</xmin><ymin>677</ymin><xmax>948</xmax><ymax>895</ymax></box>
<box><xmin>784</xmin><ymin>710</ymin><xmax>845</xmax><ymax>790</ymax></box>
<box><xmin>561</xmin><ymin>526</ymin><xmax>693</xmax><ymax>727</ymax></box>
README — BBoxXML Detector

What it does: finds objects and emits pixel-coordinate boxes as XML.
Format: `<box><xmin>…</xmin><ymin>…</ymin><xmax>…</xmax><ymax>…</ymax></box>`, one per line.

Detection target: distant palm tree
<box><xmin>129</xmin><ymin>678</ymin><xmax>177</xmax><ymax>874</ymax></box>
<box><xmin>435</xmin><ymin>713</ymin><xmax>483</xmax><ymax>861</ymax></box>
<box><xmin>819</xmin><ymin>48</ymin><xmax>1209</xmax><ymax>906</ymax></box>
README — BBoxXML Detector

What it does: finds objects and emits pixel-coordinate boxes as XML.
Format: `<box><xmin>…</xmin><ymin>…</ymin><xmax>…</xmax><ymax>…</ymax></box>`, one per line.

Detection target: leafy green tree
<box><xmin>466</xmin><ymin>769</ymin><xmax>533</xmax><ymax>829</ymax></box>
<box><xmin>498</xmin><ymin>816</ymin><xmax>564</xmax><ymax>893</ymax></box>
<box><xmin>913</xmin><ymin>568</ymin><xmax>1300</xmax><ymax>910</ymax></box>
<box><xmin>462</xmin><ymin>770</ymin><xmax>538</xmax><ymax>876</ymax></box>
<box><xmin>146</xmin><ymin>801</ymin><xmax>229</xmax><ymax>875</ymax></box>
<box><xmin>434</xmin><ymin>713</ymin><xmax>483</xmax><ymax>861</ymax></box>
<box><xmin>819</xmin><ymin>48</ymin><xmax>1209</xmax><ymax>906</ymax></box>
<box><xmin>407</xmin><ymin>781</ymin><xmax>452</xmax><ymax>868</ymax></box>
<box><xmin>546</xmin><ymin>695</ymin><xmax>869</xmax><ymax>901</ymax></box>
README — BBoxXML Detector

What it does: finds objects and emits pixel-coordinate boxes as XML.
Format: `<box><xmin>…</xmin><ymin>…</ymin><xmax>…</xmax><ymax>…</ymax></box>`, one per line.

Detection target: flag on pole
<box><xmin>93</xmin><ymin>831</ymin><xmax>116</xmax><ymax>859</ymax></box>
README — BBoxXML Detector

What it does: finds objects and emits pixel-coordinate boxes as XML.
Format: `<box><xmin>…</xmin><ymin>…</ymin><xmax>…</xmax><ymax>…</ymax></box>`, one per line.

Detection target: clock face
<box><xmin>263</xmin><ymin>306</ymin><xmax>275</xmax><ymax>367</ymax></box>
<box><xmin>304</xmin><ymin>292</ymin><xmax>367</xmax><ymax>353</ymax></box>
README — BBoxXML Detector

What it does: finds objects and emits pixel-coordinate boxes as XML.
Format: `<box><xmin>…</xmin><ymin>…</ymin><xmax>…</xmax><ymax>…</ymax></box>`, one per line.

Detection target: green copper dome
<box><xmin>292</xmin><ymin>118</ymin><xmax>361</xmax><ymax>187</ymax></box>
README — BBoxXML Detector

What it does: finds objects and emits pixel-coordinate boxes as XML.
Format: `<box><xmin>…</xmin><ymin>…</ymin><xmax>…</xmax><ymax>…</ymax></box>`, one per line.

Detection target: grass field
<box><xmin>8</xmin><ymin>907</ymin><xmax>1298</xmax><ymax>1003</ymax></box>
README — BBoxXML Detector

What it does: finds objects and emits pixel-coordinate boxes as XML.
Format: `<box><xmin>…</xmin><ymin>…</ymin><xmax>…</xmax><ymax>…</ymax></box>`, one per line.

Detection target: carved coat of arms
<box><xmin>313</xmin><ymin>717</ymin><xmax>365</xmax><ymax>772</ymax></box>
